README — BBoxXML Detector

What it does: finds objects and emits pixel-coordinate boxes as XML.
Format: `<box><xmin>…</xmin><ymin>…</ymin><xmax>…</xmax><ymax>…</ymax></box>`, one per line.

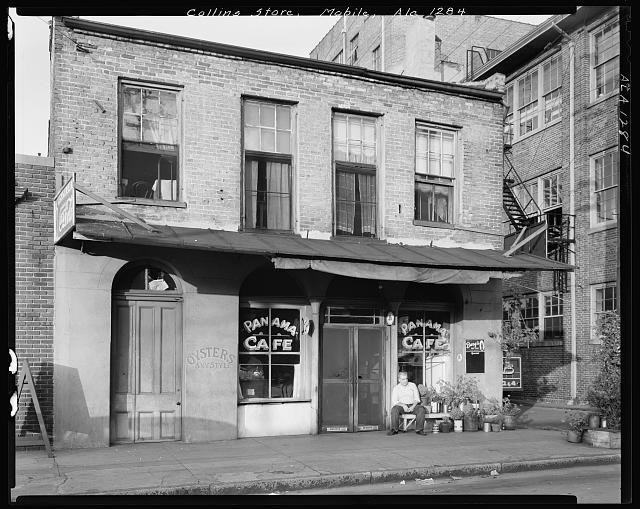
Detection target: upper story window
<box><xmin>590</xmin><ymin>147</ymin><xmax>618</xmax><ymax>227</ymax></box>
<box><xmin>591</xmin><ymin>18</ymin><xmax>620</xmax><ymax>101</ymax></box>
<box><xmin>332</xmin><ymin>50</ymin><xmax>344</xmax><ymax>64</ymax></box>
<box><xmin>372</xmin><ymin>45</ymin><xmax>381</xmax><ymax>71</ymax></box>
<box><xmin>506</xmin><ymin>52</ymin><xmax>563</xmax><ymax>142</ymax></box>
<box><xmin>119</xmin><ymin>82</ymin><xmax>180</xmax><ymax>201</ymax></box>
<box><xmin>349</xmin><ymin>34</ymin><xmax>359</xmax><ymax>65</ymax></box>
<box><xmin>542</xmin><ymin>173</ymin><xmax>562</xmax><ymax>210</ymax></box>
<box><xmin>415</xmin><ymin>124</ymin><xmax>456</xmax><ymax>224</ymax></box>
<box><xmin>332</xmin><ymin>112</ymin><xmax>377</xmax><ymax>238</ymax></box>
<box><xmin>591</xmin><ymin>282</ymin><xmax>617</xmax><ymax>342</ymax></box>
<box><xmin>243</xmin><ymin>99</ymin><xmax>293</xmax><ymax>231</ymax></box>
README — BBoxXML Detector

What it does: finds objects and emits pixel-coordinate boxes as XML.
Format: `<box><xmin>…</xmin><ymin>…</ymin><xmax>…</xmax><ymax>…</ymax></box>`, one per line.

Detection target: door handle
<box><xmin>176</xmin><ymin>402</ymin><xmax>181</xmax><ymax>406</ymax></box>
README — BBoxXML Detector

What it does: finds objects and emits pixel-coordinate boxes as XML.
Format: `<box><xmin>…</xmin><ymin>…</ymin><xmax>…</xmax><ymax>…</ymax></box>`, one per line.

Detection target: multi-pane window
<box><xmin>543</xmin><ymin>293</ymin><xmax>563</xmax><ymax>339</ymax></box>
<box><xmin>543</xmin><ymin>55</ymin><xmax>562</xmax><ymax>123</ymax></box>
<box><xmin>349</xmin><ymin>34</ymin><xmax>359</xmax><ymax>65</ymax></box>
<box><xmin>521</xmin><ymin>295</ymin><xmax>539</xmax><ymax>330</ymax></box>
<box><xmin>592</xmin><ymin>283</ymin><xmax>617</xmax><ymax>340</ymax></box>
<box><xmin>238</xmin><ymin>307</ymin><xmax>301</xmax><ymax>400</ymax></box>
<box><xmin>120</xmin><ymin>82</ymin><xmax>180</xmax><ymax>201</ymax></box>
<box><xmin>592</xmin><ymin>148</ymin><xmax>618</xmax><ymax>225</ymax></box>
<box><xmin>518</xmin><ymin>70</ymin><xmax>538</xmax><ymax>135</ymax></box>
<box><xmin>415</xmin><ymin>125</ymin><xmax>456</xmax><ymax>224</ymax></box>
<box><xmin>333</xmin><ymin>112</ymin><xmax>377</xmax><ymax>237</ymax></box>
<box><xmin>372</xmin><ymin>45</ymin><xmax>381</xmax><ymax>71</ymax></box>
<box><xmin>542</xmin><ymin>173</ymin><xmax>562</xmax><ymax>210</ymax></box>
<box><xmin>243</xmin><ymin>100</ymin><xmax>293</xmax><ymax>231</ymax></box>
<box><xmin>591</xmin><ymin>19</ymin><xmax>620</xmax><ymax>100</ymax></box>
<box><xmin>504</xmin><ymin>84</ymin><xmax>514</xmax><ymax>145</ymax></box>
<box><xmin>506</xmin><ymin>52</ymin><xmax>563</xmax><ymax>142</ymax></box>
<box><xmin>332</xmin><ymin>50</ymin><xmax>344</xmax><ymax>64</ymax></box>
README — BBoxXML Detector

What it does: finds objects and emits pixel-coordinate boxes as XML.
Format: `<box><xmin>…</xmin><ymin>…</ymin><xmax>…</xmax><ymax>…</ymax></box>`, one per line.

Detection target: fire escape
<box><xmin>501</xmin><ymin>123</ymin><xmax>574</xmax><ymax>293</ymax></box>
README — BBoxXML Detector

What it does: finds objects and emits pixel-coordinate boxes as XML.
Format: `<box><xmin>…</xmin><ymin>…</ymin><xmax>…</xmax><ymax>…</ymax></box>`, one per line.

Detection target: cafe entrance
<box><xmin>320</xmin><ymin>319</ymin><xmax>385</xmax><ymax>432</ymax></box>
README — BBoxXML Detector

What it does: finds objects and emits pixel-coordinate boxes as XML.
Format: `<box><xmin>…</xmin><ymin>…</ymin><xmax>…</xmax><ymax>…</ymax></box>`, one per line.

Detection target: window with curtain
<box><xmin>333</xmin><ymin>112</ymin><xmax>377</xmax><ymax>237</ymax></box>
<box><xmin>415</xmin><ymin>124</ymin><xmax>456</xmax><ymax>224</ymax></box>
<box><xmin>238</xmin><ymin>307</ymin><xmax>301</xmax><ymax>400</ymax></box>
<box><xmin>120</xmin><ymin>82</ymin><xmax>180</xmax><ymax>201</ymax></box>
<box><xmin>591</xmin><ymin>19</ymin><xmax>619</xmax><ymax>100</ymax></box>
<box><xmin>243</xmin><ymin>100</ymin><xmax>293</xmax><ymax>231</ymax></box>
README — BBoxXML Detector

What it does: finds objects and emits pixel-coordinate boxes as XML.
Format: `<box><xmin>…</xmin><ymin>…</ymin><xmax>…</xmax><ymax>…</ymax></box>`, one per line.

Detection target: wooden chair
<box><xmin>400</xmin><ymin>413</ymin><xmax>416</xmax><ymax>432</ymax></box>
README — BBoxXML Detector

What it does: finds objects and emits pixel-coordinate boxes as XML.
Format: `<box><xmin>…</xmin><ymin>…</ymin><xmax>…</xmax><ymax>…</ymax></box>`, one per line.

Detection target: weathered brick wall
<box><xmin>50</xmin><ymin>17</ymin><xmax>505</xmax><ymax>249</ymax></box>
<box><xmin>14</xmin><ymin>154</ymin><xmax>55</xmax><ymax>438</ymax></box>
<box><xmin>502</xmin><ymin>8</ymin><xmax>619</xmax><ymax>403</ymax></box>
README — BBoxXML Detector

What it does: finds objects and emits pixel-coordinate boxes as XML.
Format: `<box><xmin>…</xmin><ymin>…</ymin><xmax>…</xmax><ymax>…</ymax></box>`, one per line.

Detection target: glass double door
<box><xmin>321</xmin><ymin>326</ymin><xmax>384</xmax><ymax>432</ymax></box>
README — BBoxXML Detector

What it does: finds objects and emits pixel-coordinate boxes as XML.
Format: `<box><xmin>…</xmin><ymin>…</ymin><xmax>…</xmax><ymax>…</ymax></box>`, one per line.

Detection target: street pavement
<box><xmin>11</xmin><ymin>402</ymin><xmax>620</xmax><ymax>499</ymax></box>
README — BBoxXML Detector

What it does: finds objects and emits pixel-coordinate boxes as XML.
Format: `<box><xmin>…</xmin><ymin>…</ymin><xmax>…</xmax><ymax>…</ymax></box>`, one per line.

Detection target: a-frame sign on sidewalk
<box><xmin>17</xmin><ymin>360</ymin><xmax>54</xmax><ymax>458</ymax></box>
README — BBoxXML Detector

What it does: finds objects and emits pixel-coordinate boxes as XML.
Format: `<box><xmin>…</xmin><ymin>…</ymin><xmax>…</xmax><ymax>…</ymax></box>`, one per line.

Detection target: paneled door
<box><xmin>320</xmin><ymin>326</ymin><xmax>384</xmax><ymax>432</ymax></box>
<box><xmin>111</xmin><ymin>297</ymin><xmax>182</xmax><ymax>444</ymax></box>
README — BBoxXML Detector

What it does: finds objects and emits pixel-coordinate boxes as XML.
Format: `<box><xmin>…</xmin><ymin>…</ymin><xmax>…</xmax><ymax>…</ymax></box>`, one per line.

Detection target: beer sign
<box><xmin>53</xmin><ymin>175</ymin><xmax>76</xmax><ymax>244</ymax></box>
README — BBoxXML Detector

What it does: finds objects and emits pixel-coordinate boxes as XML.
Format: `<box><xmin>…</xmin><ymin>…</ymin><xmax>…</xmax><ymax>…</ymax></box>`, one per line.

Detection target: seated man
<box><xmin>387</xmin><ymin>371</ymin><xmax>427</xmax><ymax>436</ymax></box>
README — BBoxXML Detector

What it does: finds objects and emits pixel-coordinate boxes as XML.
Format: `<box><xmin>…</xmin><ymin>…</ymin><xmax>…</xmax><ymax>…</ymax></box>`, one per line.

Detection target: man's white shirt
<box><xmin>391</xmin><ymin>382</ymin><xmax>420</xmax><ymax>407</ymax></box>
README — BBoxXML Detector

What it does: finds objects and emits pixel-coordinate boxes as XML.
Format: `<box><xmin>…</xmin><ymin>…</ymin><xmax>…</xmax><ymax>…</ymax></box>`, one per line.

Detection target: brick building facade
<box><xmin>471</xmin><ymin>6</ymin><xmax>621</xmax><ymax>404</ymax></box>
<box><xmin>15</xmin><ymin>154</ymin><xmax>55</xmax><ymax>440</ymax></box>
<box><xmin>16</xmin><ymin>16</ymin><xmax>565</xmax><ymax>449</ymax></box>
<box><xmin>310</xmin><ymin>15</ymin><xmax>534</xmax><ymax>82</ymax></box>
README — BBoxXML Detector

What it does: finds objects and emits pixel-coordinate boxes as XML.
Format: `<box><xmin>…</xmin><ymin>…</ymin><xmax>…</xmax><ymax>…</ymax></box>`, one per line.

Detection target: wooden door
<box><xmin>111</xmin><ymin>298</ymin><xmax>182</xmax><ymax>444</ymax></box>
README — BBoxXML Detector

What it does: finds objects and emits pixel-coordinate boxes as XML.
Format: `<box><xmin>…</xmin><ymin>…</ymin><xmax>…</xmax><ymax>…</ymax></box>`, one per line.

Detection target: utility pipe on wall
<box><xmin>568</xmin><ymin>38</ymin><xmax>577</xmax><ymax>403</ymax></box>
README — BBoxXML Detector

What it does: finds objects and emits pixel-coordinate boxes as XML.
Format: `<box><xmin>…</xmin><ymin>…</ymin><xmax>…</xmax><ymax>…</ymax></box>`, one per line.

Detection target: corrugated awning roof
<box><xmin>72</xmin><ymin>218</ymin><xmax>572</xmax><ymax>272</ymax></box>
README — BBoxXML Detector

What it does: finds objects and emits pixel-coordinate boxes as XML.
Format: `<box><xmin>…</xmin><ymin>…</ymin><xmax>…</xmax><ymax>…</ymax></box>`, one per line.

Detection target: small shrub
<box><xmin>449</xmin><ymin>408</ymin><xmax>464</xmax><ymax>420</ymax></box>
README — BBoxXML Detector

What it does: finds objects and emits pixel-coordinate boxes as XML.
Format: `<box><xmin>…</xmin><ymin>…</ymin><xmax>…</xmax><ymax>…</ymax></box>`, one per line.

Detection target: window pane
<box><xmin>434</xmin><ymin>184</ymin><xmax>451</xmax><ymax>223</ymax></box>
<box><xmin>348</xmin><ymin>141</ymin><xmax>362</xmax><ymax>162</ymax></box>
<box><xmin>260</xmin><ymin>104</ymin><xmax>275</xmax><ymax>127</ymax></box>
<box><xmin>261</xmin><ymin>129</ymin><xmax>275</xmax><ymax>152</ymax></box>
<box><xmin>276</xmin><ymin>105</ymin><xmax>290</xmax><ymax>130</ymax></box>
<box><xmin>245</xmin><ymin>103</ymin><xmax>259</xmax><ymax>125</ymax></box>
<box><xmin>141</xmin><ymin>118</ymin><xmax>160</xmax><ymax>142</ymax></box>
<box><xmin>142</xmin><ymin>89</ymin><xmax>160</xmax><ymax>115</ymax></box>
<box><xmin>270</xmin><ymin>365</ymin><xmax>296</xmax><ymax>398</ymax></box>
<box><xmin>442</xmin><ymin>133</ymin><xmax>454</xmax><ymax>156</ymax></box>
<box><xmin>334</xmin><ymin>117</ymin><xmax>347</xmax><ymax>141</ymax></box>
<box><xmin>348</xmin><ymin>118</ymin><xmax>361</xmax><ymax>141</ymax></box>
<box><xmin>334</xmin><ymin>141</ymin><xmax>347</xmax><ymax>162</ymax></box>
<box><xmin>122</xmin><ymin>113</ymin><xmax>141</xmax><ymax>141</ymax></box>
<box><xmin>415</xmin><ymin>182</ymin><xmax>433</xmax><ymax>221</ymax></box>
<box><xmin>363</xmin><ymin>145</ymin><xmax>376</xmax><ymax>165</ymax></box>
<box><xmin>276</xmin><ymin>130</ymin><xmax>290</xmax><ymax>153</ymax></box>
<box><xmin>441</xmin><ymin>155</ymin><xmax>454</xmax><ymax>178</ymax></box>
<box><xmin>416</xmin><ymin>132</ymin><xmax>427</xmax><ymax>155</ymax></box>
<box><xmin>159</xmin><ymin>91</ymin><xmax>177</xmax><ymax>117</ymax></box>
<box><xmin>123</xmin><ymin>87</ymin><xmax>141</xmax><ymax>114</ymax></box>
<box><xmin>245</xmin><ymin>126</ymin><xmax>260</xmax><ymax>151</ymax></box>
<box><xmin>363</xmin><ymin>121</ymin><xmax>375</xmax><ymax>144</ymax></box>
<box><xmin>416</xmin><ymin>156</ymin><xmax>427</xmax><ymax>175</ymax></box>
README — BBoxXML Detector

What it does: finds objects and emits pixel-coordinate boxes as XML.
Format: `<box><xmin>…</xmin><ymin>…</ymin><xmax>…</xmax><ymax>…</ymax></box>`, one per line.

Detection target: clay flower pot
<box><xmin>567</xmin><ymin>430</ymin><xmax>583</xmax><ymax>443</ymax></box>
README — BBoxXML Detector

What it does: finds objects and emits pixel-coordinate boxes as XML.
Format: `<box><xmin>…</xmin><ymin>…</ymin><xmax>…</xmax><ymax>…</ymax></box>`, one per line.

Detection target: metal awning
<box><xmin>71</xmin><ymin>218</ymin><xmax>572</xmax><ymax>278</ymax></box>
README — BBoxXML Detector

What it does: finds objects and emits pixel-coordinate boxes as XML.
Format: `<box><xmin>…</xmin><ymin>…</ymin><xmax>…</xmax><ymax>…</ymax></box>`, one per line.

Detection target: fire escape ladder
<box><xmin>502</xmin><ymin>149</ymin><xmax>542</xmax><ymax>233</ymax></box>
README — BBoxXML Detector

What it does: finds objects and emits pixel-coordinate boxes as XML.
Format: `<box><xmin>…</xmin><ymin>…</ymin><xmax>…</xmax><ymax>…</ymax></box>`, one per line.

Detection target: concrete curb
<box><xmin>95</xmin><ymin>453</ymin><xmax>621</xmax><ymax>496</ymax></box>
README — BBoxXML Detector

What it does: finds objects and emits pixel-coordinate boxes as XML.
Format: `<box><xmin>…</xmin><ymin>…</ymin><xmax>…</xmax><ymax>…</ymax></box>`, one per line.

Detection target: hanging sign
<box><xmin>502</xmin><ymin>356</ymin><xmax>522</xmax><ymax>389</ymax></box>
<box><xmin>53</xmin><ymin>175</ymin><xmax>76</xmax><ymax>244</ymax></box>
<box><xmin>465</xmin><ymin>339</ymin><xmax>485</xmax><ymax>374</ymax></box>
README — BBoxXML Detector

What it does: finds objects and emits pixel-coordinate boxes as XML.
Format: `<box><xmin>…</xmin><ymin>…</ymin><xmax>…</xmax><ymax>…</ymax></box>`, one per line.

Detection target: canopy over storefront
<box><xmin>71</xmin><ymin>218</ymin><xmax>571</xmax><ymax>283</ymax></box>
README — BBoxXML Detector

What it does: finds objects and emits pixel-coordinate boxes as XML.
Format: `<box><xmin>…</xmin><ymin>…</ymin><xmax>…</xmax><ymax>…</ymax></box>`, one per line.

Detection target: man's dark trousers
<box><xmin>390</xmin><ymin>404</ymin><xmax>426</xmax><ymax>432</ymax></box>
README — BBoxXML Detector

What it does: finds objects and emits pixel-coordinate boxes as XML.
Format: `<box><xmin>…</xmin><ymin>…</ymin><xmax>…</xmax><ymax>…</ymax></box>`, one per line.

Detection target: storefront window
<box><xmin>239</xmin><ymin>307</ymin><xmax>301</xmax><ymax>400</ymax></box>
<box><xmin>397</xmin><ymin>311</ymin><xmax>451</xmax><ymax>387</ymax></box>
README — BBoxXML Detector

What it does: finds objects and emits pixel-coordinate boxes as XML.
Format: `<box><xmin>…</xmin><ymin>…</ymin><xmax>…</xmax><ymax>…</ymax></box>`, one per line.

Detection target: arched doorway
<box><xmin>110</xmin><ymin>262</ymin><xmax>183</xmax><ymax>444</ymax></box>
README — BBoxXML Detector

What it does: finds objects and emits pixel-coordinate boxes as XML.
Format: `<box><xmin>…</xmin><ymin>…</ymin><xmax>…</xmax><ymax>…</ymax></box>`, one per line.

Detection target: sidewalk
<box><xmin>12</xmin><ymin>426</ymin><xmax>620</xmax><ymax>499</ymax></box>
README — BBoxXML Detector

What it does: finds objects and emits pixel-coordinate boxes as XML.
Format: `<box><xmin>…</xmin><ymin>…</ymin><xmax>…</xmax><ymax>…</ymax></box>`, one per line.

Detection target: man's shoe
<box><xmin>416</xmin><ymin>430</ymin><xmax>426</xmax><ymax>436</ymax></box>
<box><xmin>386</xmin><ymin>429</ymin><xmax>398</xmax><ymax>436</ymax></box>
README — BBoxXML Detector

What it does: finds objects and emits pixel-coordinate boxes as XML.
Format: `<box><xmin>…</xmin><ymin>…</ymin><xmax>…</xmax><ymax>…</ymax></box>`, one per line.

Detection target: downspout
<box><xmin>568</xmin><ymin>38</ymin><xmax>577</xmax><ymax>403</ymax></box>
<box><xmin>342</xmin><ymin>15</ymin><xmax>347</xmax><ymax>62</ymax></box>
<box><xmin>381</xmin><ymin>16</ymin><xmax>385</xmax><ymax>71</ymax></box>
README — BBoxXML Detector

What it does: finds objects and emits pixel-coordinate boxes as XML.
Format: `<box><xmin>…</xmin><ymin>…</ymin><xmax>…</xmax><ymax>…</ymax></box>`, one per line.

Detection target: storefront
<box><xmin>52</xmin><ymin>218</ymin><xmax>569</xmax><ymax>448</ymax></box>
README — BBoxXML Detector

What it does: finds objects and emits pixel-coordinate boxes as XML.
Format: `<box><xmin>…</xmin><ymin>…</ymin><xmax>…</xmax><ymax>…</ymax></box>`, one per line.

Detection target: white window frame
<box><xmin>414</xmin><ymin>123</ymin><xmax>458</xmax><ymax>225</ymax></box>
<box><xmin>589</xmin><ymin>147</ymin><xmax>618</xmax><ymax>229</ymax></box>
<box><xmin>541</xmin><ymin>291</ymin><xmax>563</xmax><ymax>340</ymax></box>
<box><xmin>590</xmin><ymin>282</ymin><xmax>617</xmax><ymax>343</ymax></box>
<box><xmin>505</xmin><ymin>51</ymin><xmax>563</xmax><ymax>142</ymax></box>
<box><xmin>513</xmin><ymin>170</ymin><xmax>563</xmax><ymax>220</ymax></box>
<box><xmin>590</xmin><ymin>18</ymin><xmax>620</xmax><ymax>102</ymax></box>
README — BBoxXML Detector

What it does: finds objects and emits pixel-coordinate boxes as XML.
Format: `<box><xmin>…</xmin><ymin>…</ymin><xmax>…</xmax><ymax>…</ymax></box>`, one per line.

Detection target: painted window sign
<box><xmin>239</xmin><ymin>308</ymin><xmax>300</xmax><ymax>353</ymax></box>
<box><xmin>398</xmin><ymin>316</ymin><xmax>450</xmax><ymax>352</ymax></box>
<box><xmin>502</xmin><ymin>356</ymin><xmax>522</xmax><ymax>389</ymax></box>
<box><xmin>465</xmin><ymin>339</ymin><xmax>485</xmax><ymax>351</ymax></box>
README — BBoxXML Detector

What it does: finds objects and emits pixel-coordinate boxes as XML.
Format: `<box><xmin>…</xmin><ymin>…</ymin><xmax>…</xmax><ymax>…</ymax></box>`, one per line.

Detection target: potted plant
<box><xmin>426</xmin><ymin>387</ymin><xmax>441</xmax><ymax>413</ymax></box>
<box><xmin>500</xmin><ymin>396</ymin><xmax>520</xmax><ymax>430</ymax></box>
<box><xmin>566</xmin><ymin>412</ymin><xmax>588</xmax><ymax>443</ymax></box>
<box><xmin>479</xmin><ymin>398</ymin><xmax>502</xmax><ymax>425</ymax></box>
<box><xmin>417</xmin><ymin>384</ymin><xmax>430</xmax><ymax>408</ymax></box>
<box><xmin>450</xmin><ymin>407</ymin><xmax>464</xmax><ymax>432</ymax></box>
<box><xmin>462</xmin><ymin>401</ymin><xmax>479</xmax><ymax>432</ymax></box>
